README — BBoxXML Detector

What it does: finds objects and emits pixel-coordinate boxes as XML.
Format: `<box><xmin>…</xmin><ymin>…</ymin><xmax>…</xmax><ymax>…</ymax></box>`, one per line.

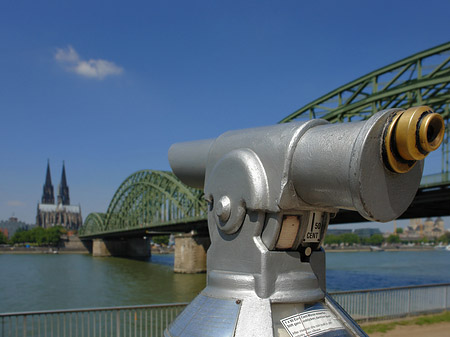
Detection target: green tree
<box><xmin>10</xmin><ymin>229</ymin><xmax>30</xmax><ymax>244</ymax></box>
<box><xmin>324</xmin><ymin>233</ymin><xmax>361</xmax><ymax>245</ymax></box>
<box><xmin>325</xmin><ymin>234</ymin><xmax>344</xmax><ymax>245</ymax></box>
<box><xmin>46</xmin><ymin>227</ymin><xmax>62</xmax><ymax>246</ymax></box>
<box><xmin>437</xmin><ymin>232</ymin><xmax>450</xmax><ymax>244</ymax></box>
<box><xmin>34</xmin><ymin>227</ymin><xmax>46</xmax><ymax>245</ymax></box>
<box><xmin>339</xmin><ymin>233</ymin><xmax>360</xmax><ymax>245</ymax></box>
<box><xmin>368</xmin><ymin>234</ymin><xmax>384</xmax><ymax>246</ymax></box>
<box><xmin>10</xmin><ymin>226</ymin><xmax>62</xmax><ymax>246</ymax></box>
<box><xmin>420</xmin><ymin>236</ymin><xmax>429</xmax><ymax>244</ymax></box>
<box><xmin>387</xmin><ymin>234</ymin><xmax>400</xmax><ymax>244</ymax></box>
<box><xmin>395</xmin><ymin>227</ymin><xmax>403</xmax><ymax>234</ymax></box>
<box><xmin>152</xmin><ymin>235</ymin><xmax>169</xmax><ymax>246</ymax></box>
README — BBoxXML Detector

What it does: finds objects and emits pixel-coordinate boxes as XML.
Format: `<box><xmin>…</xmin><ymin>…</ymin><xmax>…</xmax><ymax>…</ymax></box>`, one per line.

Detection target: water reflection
<box><xmin>0</xmin><ymin>254</ymin><xmax>206</xmax><ymax>313</ymax></box>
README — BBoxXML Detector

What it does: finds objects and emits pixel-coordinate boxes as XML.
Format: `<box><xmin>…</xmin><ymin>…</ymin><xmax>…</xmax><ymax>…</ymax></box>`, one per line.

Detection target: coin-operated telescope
<box><xmin>165</xmin><ymin>106</ymin><xmax>444</xmax><ymax>337</ymax></box>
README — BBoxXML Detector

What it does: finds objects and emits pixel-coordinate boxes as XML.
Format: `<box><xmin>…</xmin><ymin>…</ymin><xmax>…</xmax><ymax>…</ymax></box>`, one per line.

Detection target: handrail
<box><xmin>330</xmin><ymin>282</ymin><xmax>450</xmax><ymax>295</ymax></box>
<box><xmin>0</xmin><ymin>302</ymin><xmax>187</xmax><ymax>318</ymax></box>
<box><xmin>420</xmin><ymin>172</ymin><xmax>450</xmax><ymax>188</ymax></box>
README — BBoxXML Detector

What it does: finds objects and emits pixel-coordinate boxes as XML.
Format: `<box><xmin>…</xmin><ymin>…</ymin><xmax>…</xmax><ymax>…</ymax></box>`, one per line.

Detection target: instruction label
<box><xmin>280</xmin><ymin>309</ymin><xmax>344</xmax><ymax>337</ymax></box>
<box><xmin>303</xmin><ymin>212</ymin><xmax>323</xmax><ymax>243</ymax></box>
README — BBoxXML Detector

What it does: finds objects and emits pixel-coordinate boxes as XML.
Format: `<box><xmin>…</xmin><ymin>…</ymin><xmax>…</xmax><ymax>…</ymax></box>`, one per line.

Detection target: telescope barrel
<box><xmin>292</xmin><ymin>107</ymin><xmax>444</xmax><ymax>221</ymax></box>
<box><xmin>168</xmin><ymin>107</ymin><xmax>444</xmax><ymax>222</ymax></box>
<box><xmin>168</xmin><ymin>139</ymin><xmax>214</xmax><ymax>189</ymax></box>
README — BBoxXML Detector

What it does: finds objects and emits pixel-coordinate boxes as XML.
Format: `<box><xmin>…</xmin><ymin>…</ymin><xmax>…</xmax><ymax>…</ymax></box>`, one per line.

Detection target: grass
<box><xmin>361</xmin><ymin>311</ymin><xmax>450</xmax><ymax>334</ymax></box>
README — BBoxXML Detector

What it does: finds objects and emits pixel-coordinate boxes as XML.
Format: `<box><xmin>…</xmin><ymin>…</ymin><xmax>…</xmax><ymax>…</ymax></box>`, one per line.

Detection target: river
<box><xmin>0</xmin><ymin>250</ymin><xmax>449</xmax><ymax>313</ymax></box>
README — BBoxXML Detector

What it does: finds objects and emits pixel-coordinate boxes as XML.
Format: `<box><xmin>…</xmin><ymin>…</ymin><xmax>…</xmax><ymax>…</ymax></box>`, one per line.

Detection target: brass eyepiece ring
<box><xmin>383</xmin><ymin>106</ymin><xmax>445</xmax><ymax>173</ymax></box>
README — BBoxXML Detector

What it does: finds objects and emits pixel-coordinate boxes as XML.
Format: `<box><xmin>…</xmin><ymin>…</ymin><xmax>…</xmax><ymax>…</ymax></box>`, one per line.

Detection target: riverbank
<box><xmin>0</xmin><ymin>235</ymin><xmax>90</xmax><ymax>254</ymax></box>
<box><xmin>0</xmin><ymin>247</ymin><xmax>89</xmax><ymax>254</ymax></box>
<box><xmin>2</xmin><ymin>242</ymin><xmax>439</xmax><ymax>254</ymax></box>
<box><xmin>324</xmin><ymin>245</ymin><xmax>436</xmax><ymax>252</ymax></box>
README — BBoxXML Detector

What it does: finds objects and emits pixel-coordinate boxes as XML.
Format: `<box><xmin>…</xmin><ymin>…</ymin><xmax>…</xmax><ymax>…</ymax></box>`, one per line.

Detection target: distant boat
<box><xmin>370</xmin><ymin>246</ymin><xmax>384</xmax><ymax>252</ymax></box>
<box><xmin>434</xmin><ymin>243</ymin><xmax>450</xmax><ymax>250</ymax></box>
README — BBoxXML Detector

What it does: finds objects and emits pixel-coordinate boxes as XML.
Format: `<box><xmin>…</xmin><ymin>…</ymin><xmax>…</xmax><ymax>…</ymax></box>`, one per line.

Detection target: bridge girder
<box><xmin>279</xmin><ymin>42</ymin><xmax>450</xmax><ymax>124</ymax></box>
<box><xmin>79</xmin><ymin>170</ymin><xmax>207</xmax><ymax>237</ymax></box>
<box><xmin>79</xmin><ymin>212</ymin><xmax>106</xmax><ymax>236</ymax></box>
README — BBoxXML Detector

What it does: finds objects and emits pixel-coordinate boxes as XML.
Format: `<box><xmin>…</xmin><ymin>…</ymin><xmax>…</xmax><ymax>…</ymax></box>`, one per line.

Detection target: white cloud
<box><xmin>7</xmin><ymin>200</ymin><xmax>25</xmax><ymax>207</ymax></box>
<box><xmin>55</xmin><ymin>45</ymin><xmax>80</xmax><ymax>63</ymax></box>
<box><xmin>55</xmin><ymin>45</ymin><xmax>124</xmax><ymax>80</ymax></box>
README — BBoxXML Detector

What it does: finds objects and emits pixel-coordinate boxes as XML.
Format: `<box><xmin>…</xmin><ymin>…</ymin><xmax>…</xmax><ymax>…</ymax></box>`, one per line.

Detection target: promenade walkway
<box><xmin>368</xmin><ymin>321</ymin><xmax>450</xmax><ymax>337</ymax></box>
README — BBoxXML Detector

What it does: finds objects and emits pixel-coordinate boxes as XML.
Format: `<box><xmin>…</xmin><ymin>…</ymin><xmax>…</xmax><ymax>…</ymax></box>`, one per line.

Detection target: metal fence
<box><xmin>0</xmin><ymin>303</ymin><xmax>185</xmax><ymax>337</ymax></box>
<box><xmin>1</xmin><ymin>283</ymin><xmax>449</xmax><ymax>336</ymax></box>
<box><xmin>420</xmin><ymin>171</ymin><xmax>450</xmax><ymax>188</ymax></box>
<box><xmin>331</xmin><ymin>283</ymin><xmax>450</xmax><ymax>322</ymax></box>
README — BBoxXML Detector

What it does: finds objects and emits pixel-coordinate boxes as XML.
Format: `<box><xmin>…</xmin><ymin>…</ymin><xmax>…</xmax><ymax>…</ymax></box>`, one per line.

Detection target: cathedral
<box><xmin>36</xmin><ymin>161</ymin><xmax>83</xmax><ymax>230</ymax></box>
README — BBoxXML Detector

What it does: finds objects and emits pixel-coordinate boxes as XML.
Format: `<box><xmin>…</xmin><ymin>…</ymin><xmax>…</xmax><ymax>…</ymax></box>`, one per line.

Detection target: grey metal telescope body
<box><xmin>165</xmin><ymin>108</ymin><xmax>434</xmax><ymax>337</ymax></box>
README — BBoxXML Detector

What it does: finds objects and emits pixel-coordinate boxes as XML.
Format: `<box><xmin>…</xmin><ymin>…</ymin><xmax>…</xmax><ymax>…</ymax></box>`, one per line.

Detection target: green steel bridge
<box><xmin>79</xmin><ymin>41</ymin><xmax>450</xmax><ymax>239</ymax></box>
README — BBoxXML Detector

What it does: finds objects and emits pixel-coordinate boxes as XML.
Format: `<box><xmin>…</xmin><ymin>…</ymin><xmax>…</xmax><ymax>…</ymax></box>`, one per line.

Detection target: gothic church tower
<box><xmin>41</xmin><ymin>160</ymin><xmax>55</xmax><ymax>204</ymax></box>
<box><xmin>57</xmin><ymin>162</ymin><xmax>70</xmax><ymax>205</ymax></box>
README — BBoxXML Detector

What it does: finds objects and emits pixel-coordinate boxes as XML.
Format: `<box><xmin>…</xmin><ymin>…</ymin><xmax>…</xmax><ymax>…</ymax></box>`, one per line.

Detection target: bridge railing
<box><xmin>420</xmin><ymin>172</ymin><xmax>450</xmax><ymax>188</ymax></box>
<box><xmin>1</xmin><ymin>283</ymin><xmax>449</xmax><ymax>336</ymax></box>
<box><xmin>332</xmin><ymin>283</ymin><xmax>450</xmax><ymax>322</ymax></box>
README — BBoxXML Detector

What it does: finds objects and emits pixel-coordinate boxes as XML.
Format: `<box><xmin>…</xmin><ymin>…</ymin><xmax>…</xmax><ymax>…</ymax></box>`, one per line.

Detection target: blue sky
<box><xmin>1</xmin><ymin>0</ymin><xmax>449</xmax><ymax>231</ymax></box>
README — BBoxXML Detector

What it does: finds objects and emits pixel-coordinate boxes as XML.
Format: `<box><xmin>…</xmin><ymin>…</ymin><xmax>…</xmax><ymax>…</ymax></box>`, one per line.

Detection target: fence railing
<box><xmin>0</xmin><ymin>303</ymin><xmax>185</xmax><ymax>337</ymax></box>
<box><xmin>331</xmin><ymin>283</ymin><xmax>450</xmax><ymax>322</ymax></box>
<box><xmin>420</xmin><ymin>171</ymin><xmax>450</xmax><ymax>188</ymax></box>
<box><xmin>1</xmin><ymin>283</ymin><xmax>449</xmax><ymax>336</ymax></box>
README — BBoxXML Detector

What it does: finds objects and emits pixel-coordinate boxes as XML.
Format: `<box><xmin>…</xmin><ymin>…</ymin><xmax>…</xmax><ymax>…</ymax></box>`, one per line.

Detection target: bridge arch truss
<box><xmin>79</xmin><ymin>170</ymin><xmax>207</xmax><ymax>237</ymax></box>
<box><xmin>280</xmin><ymin>42</ymin><xmax>450</xmax><ymax>123</ymax></box>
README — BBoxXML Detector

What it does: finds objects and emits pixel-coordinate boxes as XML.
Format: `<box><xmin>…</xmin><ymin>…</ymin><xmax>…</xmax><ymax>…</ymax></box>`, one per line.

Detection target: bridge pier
<box><xmin>174</xmin><ymin>232</ymin><xmax>210</xmax><ymax>273</ymax></box>
<box><xmin>92</xmin><ymin>238</ymin><xmax>151</xmax><ymax>258</ymax></box>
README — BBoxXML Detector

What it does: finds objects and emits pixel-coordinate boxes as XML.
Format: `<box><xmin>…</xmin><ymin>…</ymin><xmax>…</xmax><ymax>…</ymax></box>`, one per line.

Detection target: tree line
<box><xmin>0</xmin><ymin>226</ymin><xmax>63</xmax><ymax>246</ymax></box>
<box><xmin>324</xmin><ymin>233</ymin><xmax>385</xmax><ymax>246</ymax></box>
<box><xmin>324</xmin><ymin>231</ymin><xmax>450</xmax><ymax>246</ymax></box>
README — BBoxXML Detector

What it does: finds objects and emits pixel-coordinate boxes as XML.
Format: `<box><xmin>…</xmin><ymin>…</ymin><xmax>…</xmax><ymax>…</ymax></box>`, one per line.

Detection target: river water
<box><xmin>1</xmin><ymin>250</ymin><xmax>449</xmax><ymax>313</ymax></box>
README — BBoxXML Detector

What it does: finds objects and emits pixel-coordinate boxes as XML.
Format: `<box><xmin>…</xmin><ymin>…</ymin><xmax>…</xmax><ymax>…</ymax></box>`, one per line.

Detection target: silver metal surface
<box><xmin>168</xmin><ymin>139</ymin><xmax>214</xmax><ymax>189</ymax></box>
<box><xmin>291</xmin><ymin>110</ymin><xmax>422</xmax><ymax>222</ymax></box>
<box><xmin>166</xmin><ymin>294</ymin><xmax>241</xmax><ymax>337</ymax></box>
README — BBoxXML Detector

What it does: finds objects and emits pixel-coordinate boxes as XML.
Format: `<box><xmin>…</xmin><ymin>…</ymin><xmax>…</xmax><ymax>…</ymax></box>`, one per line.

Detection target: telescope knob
<box><xmin>384</xmin><ymin>106</ymin><xmax>445</xmax><ymax>173</ymax></box>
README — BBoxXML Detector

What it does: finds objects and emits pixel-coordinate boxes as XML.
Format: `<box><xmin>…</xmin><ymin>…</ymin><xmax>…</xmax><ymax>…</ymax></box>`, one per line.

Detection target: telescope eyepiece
<box><xmin>421</xmin><ymin>112</ymin><xmax>445</xmax><ymax>152</ymax></box>
<box><xmin>383</xmin><ymin>106</ymin><xmax>445</xmax><ymax>173</ymax></box>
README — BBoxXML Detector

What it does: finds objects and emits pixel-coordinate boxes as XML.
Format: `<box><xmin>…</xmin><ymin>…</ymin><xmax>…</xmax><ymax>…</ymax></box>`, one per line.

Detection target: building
<box><xmin>0</xmin><ymin>217</ymin><xmax>33</xmax><ymax>239</ymax></box>
<box><xmin>326</xmin><ymin>229</ymin><xmax>353</xmax><ymax>236</ymax></box>
<box><xmin>404</xmin><ymin>218</ymin><xmax>446</xmax><ymax>239</ymax></box>
<box><xmin>36</xmin><ymin>161</ymin><xmax>82</xmax><ymax>230</ymax></box>
<box><xmin>353</xmin><ymin>228</ymin><xmax>382</xmax><ymax>238</ymax></box>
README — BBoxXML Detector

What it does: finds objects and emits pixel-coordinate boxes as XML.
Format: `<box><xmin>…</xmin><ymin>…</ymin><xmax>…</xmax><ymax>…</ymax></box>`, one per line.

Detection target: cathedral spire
<box><xmin>57</xmin><ymin>161</ymin><xmax>70</xmax><ymax>205</ymax></box>
<box><xmin>41</xmin><ymin>160</ymin><xmax>55</xmax><ymax>204</ymax></box>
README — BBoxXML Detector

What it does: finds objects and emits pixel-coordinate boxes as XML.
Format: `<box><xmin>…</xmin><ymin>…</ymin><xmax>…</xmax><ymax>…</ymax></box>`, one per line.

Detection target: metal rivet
<box><xmin>305</xmin><ymin>247</ymin><xmax>312</xmax><ymax>257</ymax></box>
<box><xmin>216</xmin><ymin>196</ymin><xmax>231</xmax><ymax>223</ymax></box>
